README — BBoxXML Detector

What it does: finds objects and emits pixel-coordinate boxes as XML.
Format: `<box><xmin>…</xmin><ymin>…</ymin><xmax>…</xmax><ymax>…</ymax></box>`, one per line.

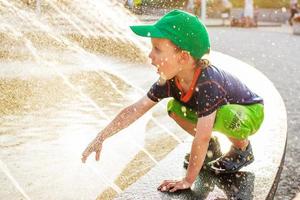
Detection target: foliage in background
<box><xmin>231</xmin><ymin>0</ymin><xmax>291</xmax><ymax>8</ymax></box>
<box><xmin>142</xmin><ymin>0</ymin><xmax>186</xmax><ymax>8</ymax></box>
<box><xmin>142</xmin><ymin>0</ymin><xmax>292</xmax><ymax>8</ymax></box>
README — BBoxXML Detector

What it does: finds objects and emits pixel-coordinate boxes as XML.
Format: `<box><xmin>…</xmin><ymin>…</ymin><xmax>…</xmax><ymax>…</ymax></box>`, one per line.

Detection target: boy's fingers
<box><xmin>81</xmin><ymin>148</ymin><xmax>92</xmax><ymax>163</ymax></box>
<box><xmin>95</xmin><ymin>150</ymin><xmax>101</xmax><ymax>161</ymax></box>
<box><xmin>161</xmin><ymin>180</ymin><xmax>173</xmax><ymax>185</ymax></box>
<box><xmin>157</xmin><ymin>183</ymin><xmax>166</xmax><ymax>190</ymax></box>
<box><xmin>158</xmin><ymin>185</ymin><xmax>167</xmax><ymax>192</ymax></box>
<box><xmin>158</xmin><ymin>180</ymin><xmax>175</xmax><ymax>191</ymax></box>
<box><xmin>81</xmin><ymin>152</ymin><xmax>89</xmax><ymax>163</ymax></box>
<box><xmin>81</xmin><ymin>156</ymin><xmax>87</xmax><ymax>163</ymax></box>
<box><xmin>158</xmin><ymin>181</ymin><xmax>167</xmax><ymax>189</ymax></box>
<box><xmin>165</xmin><ymin>182</ymin><xmax>175</xmax><ymax>191</ymax></box>
<box><xmin>170</xmin><ymin>186</ymin><xmax>179</xmax><ymax>192</ymax></box>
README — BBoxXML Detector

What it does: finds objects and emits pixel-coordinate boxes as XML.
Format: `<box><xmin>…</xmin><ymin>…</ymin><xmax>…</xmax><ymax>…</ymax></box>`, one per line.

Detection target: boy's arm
<box><xmin>158</xmin><ymin>110</ymin><xmax>216</xmax><ymax>192</ymax></box>
<box><xmin>81</xmin><ymin>95</ymin><xmax>157</xmax><ymax>163</ymax></box>
<box><xmin>185</xmin><ymin>110</ymin><xmax>216</xmax><ymax>184</ymax></box>
<box><xmin>95</xmin><ymin>95</ymin><xmax>157</xmax><ymax>142</ymax></box>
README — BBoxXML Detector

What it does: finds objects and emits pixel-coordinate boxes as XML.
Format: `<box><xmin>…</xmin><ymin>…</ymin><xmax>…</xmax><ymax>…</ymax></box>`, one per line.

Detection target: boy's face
<box><xmin>149</xmin><ymin>38</ymin><xmax>182</xmax><ymax>80</ymax></box>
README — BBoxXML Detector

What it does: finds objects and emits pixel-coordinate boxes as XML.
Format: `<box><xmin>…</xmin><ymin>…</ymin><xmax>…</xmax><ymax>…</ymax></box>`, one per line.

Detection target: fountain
<box><xmin>0</xmin><ymin>0</ymin><xmax>186</xmax><ymax>199</ymax></box>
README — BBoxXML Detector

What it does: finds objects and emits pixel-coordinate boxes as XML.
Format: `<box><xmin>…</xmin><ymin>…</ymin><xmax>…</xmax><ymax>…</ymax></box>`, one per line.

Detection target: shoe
<box><xmin>208</xmin><ymin>142</ymin><xmax>254</xmax><ymax>174</ymax></box>
<box><xmin>183</xmin><ymin>136</ymin><xmax>222</xmax><ymax>169</ymax></box>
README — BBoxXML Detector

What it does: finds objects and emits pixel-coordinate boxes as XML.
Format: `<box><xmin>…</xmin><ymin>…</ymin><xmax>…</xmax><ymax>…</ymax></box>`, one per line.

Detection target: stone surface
<box><xmin>206</xmin><ymin>26</ymin><xmax>300</xmax><ymax>200</ymax></box>
<box><xmin>115</xmin><ymin>143</ymin><xmax>257</xmax><ymax>200</ymax></box>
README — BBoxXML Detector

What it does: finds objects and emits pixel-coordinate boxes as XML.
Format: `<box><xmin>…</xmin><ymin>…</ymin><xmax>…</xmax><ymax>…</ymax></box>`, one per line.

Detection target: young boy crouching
<box><xmin>82</xmin><ymin>9</ymin><xmax>264</xmax><ymax>193</ymax></box>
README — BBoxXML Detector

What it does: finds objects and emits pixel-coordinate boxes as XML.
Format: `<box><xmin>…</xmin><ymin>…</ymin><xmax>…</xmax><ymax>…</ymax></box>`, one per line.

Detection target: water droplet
<box><xmin>207</xmin><ymin>150</ymin><xmax>213</xmax><ymax>158</ymax></box>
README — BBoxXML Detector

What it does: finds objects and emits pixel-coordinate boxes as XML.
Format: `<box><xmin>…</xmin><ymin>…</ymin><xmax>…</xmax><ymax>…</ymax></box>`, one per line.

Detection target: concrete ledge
<box><xmin>114</xmin><ymin>52</ymin><xmax>287</xmax><ymax>199</ymax></box>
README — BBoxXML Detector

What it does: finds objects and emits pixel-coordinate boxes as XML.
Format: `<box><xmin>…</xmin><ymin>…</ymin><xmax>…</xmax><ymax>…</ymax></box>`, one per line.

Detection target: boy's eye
<box><xmin>154</xmin><ymin>47</ymin><xmax>160</xmax><ymax>51</ymax></box>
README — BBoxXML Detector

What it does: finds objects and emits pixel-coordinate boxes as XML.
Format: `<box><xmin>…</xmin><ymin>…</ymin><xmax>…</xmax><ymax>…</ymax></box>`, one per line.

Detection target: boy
<box><xmin>81</xmin><ymin>10</ymin><xmax>264</xmax><ymax>193</ymax></box>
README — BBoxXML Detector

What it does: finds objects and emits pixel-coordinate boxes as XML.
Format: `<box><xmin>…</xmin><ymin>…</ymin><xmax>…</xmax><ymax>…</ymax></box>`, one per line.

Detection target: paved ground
<box><xmin>206</xmin><ymin>25</ymin><xmax>300</xmax><ymax>200</ymax></box>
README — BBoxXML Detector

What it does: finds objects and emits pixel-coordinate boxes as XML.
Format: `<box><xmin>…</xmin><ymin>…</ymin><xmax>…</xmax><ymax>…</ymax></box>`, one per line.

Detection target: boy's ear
<box><xmin>178</xmin><ymin>51</ymin><xmax>191</xmax><ymax>64</ymax></box>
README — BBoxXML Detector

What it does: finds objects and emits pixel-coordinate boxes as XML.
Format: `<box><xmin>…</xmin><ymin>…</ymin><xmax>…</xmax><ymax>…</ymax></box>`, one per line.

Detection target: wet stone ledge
<box><xmin>115</xmin><ymin>141</ymin><xmax>285</xmax><ymax>200</ymax></box>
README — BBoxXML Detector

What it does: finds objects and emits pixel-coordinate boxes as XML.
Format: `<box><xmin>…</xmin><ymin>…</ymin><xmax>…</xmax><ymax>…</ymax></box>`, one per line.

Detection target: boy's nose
<box><xmin>148</xmin><ymin>49</ymin><xmax>155</xmax><ymax>60</ymax></box>
<box><xmin>148</xmin><ymin>52</ymin><xmax>152</xmax><ymax>59</ymax></box>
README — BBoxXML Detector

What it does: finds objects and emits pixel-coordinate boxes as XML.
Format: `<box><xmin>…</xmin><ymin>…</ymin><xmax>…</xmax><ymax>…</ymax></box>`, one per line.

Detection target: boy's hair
<box><xmin>175</xmin><ymin>46</ymin><xmax>211</xmax><ymax>69</ymax></box>
<box><xmin>196</xmin><ymin>58</ymin><xmax>211</xmax><ymax>69</ymax></box>
<box><xmin>130</xmin><ymin>9</ymin><xmax>210</xmax><ymax>59</ymax></box>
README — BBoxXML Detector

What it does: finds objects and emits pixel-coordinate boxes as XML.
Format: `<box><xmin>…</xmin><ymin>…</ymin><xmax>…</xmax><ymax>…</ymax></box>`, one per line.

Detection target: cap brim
<box><xmin>130</xmin><ymin>25</ymin><xmax>165</xmax><ymax>38</ymax></box>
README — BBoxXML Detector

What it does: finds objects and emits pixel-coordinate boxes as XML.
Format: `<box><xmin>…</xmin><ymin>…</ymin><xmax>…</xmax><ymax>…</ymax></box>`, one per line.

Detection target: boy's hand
<box><xmin>81</xmin><ymin>139</ymin><xmax>103</xmax><ymax>163</ymax></box>
<box><xmin>157</xmin><ymin>178</ymin><xmax>192</xmax><ymax>192</ymax></box>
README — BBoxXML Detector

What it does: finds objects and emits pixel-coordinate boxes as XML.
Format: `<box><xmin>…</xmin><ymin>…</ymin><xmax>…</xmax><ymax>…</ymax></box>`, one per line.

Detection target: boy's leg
<box><xmin>209</xmin><ymin>141</ymin><xmax>254</xmax><ymax>174</ymax></box>
<box><xmin>167</xmin><ymin>98</ymin><xmax>198</xmax><ymax>137</ymax></box>
<box><xmin>228</xmin><ymin>136</ymin><xmax>249</xmax><ymax>150</ymax></box>
<box><xmin>168</xmin><ymin>112</ymin><xmax>196</xmax><ymax>136</ymax></box>
<box><xmin>169</xmin><ymin>108</ymin><xmax>250</xmax><ymax>150</ymax></box>
<box><xmin>209</xmin><ymin>103</ymin><xmax>264</xmax><ymax>174</ymax></box>
<box><xmin>167</xmin><ymin>99</ymin><xmax>222</xmax><ymax>169</ymax></box>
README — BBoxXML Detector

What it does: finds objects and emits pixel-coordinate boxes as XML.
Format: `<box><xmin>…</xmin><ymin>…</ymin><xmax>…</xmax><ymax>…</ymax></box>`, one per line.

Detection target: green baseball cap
<box><xmin>130</xmin><ymin>9</ymin><xmax>210</xmax><ymax>59</ymax></box>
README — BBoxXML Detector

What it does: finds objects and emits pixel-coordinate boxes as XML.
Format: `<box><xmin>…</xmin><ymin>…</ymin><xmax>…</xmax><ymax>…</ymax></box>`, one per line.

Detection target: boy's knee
<box><xmin>167</xmin><ymin>99</ymin><xmax>198</xmax><ymax>124</ymax></box>
<box><xmin>167</xmin><ymin>110</ymin><xmax>172</xmax><ymax>117</ymax></box>
<box><xmin>167</xmin><ymin>99</ymin><xmax>178</xmax><ymax>118</ymax></box>
<box><xmin>168</xmin><ymin>111</ymin><xmax>177</xmax><ymax>120</ymax></box>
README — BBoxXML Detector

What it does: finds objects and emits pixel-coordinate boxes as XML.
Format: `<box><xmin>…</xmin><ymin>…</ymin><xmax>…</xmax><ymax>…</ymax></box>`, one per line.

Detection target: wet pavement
<box><xmin>207</xmin><ymin>26</ymin><xmax>300</xmax><ymax>200</ymax></box>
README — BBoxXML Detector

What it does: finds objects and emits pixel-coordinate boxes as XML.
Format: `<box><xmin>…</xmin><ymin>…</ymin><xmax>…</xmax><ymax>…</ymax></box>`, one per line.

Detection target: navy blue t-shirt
<box><xmin>147</xmin><ymin>65</ymin><xmax>263</xmax><ymax>118</ymax></box>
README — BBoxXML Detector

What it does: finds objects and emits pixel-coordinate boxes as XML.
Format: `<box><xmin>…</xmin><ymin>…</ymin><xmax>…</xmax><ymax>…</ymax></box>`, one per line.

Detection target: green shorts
<box><xmin>167</xmin><ymin>99</ymin><xmax>264</xmax><ymax>140</ymax></box>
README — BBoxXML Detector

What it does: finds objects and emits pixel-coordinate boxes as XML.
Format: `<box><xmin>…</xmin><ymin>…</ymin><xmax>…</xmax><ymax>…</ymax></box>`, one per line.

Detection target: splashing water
<box><xmin>0</xmin><ymin>1</ymin><xmax>185</xmax><ymax>199</ymax></box>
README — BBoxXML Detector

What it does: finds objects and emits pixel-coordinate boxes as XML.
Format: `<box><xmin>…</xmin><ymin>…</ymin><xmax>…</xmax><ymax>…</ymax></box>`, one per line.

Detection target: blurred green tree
<box><xmin>142</xmin><ymin>0</ymin><xmax>291</xmax><ymax>8</ymax></box>
<box><xmin>229</xmin><ymin>0</ymin><xmax>290</xmax><ymax>8</ymax></box>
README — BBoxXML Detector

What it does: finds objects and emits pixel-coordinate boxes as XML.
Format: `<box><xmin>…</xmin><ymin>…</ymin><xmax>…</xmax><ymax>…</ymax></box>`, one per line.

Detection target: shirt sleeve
<box><xmin>195</xmin><ymin>81</ymin><xmax>227</xmax><ymax>117</ymax></box>
<box><xmin>147</xmin><ymin>80</ymin><xmax>170</xmax><ymax>102</ymax></box>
